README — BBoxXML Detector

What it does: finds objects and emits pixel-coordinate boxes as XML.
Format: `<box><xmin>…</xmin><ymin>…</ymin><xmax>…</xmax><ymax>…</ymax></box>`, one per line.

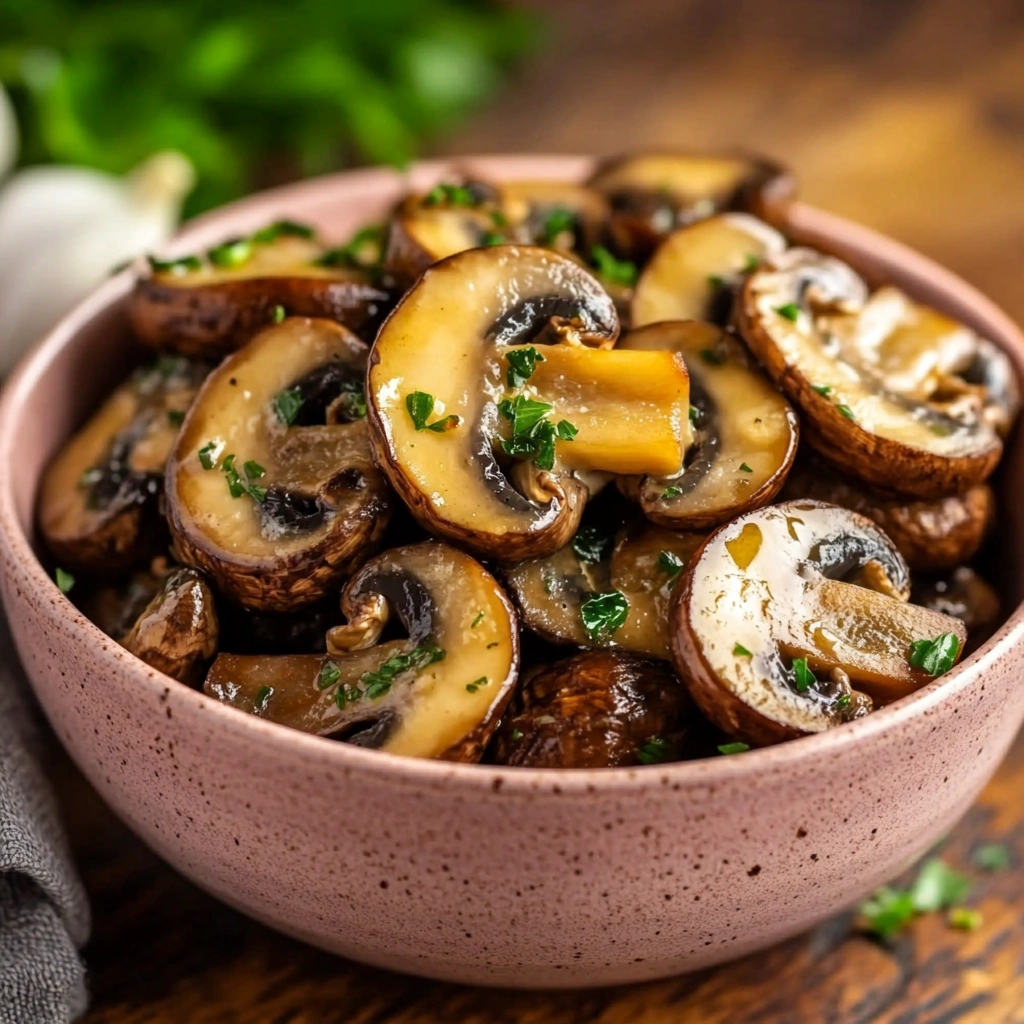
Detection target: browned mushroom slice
<box><xmin>783</xmin><ymin>459</ymin><xmax>994</xmax><ymax>571</ymax></box>
<box><xmin>504</xmin><ymin>520</ymin><xmax>704</xmax><ymax>659</ymax></box>
<box><xmin>490</xmin><ymin>650</ymin><xmax>695</xmax><ymax>768</ymax></box>
<box><xmin>913</xmin><ymin>567</ymin><xmax>1001</xmax><ymax>647</ymax></box>
<box><xmin>166</xmin><ymin>317</ymin><xmax>390</xmax><ymax>611</ymax></box>
<box><xmin>500</xmin><ymin>180</ymin><xmax>610</xmax><ymax>253</ymax></box>
<box><xmin>632</xmin><ymin>214</ymin><xmax>787</xmax><ymax>328</ymax></box>
<box><xmin>204</xmin><ymin>542</ymin><xmax>518</xmax><ymax>761</ymax></box>
<box><xmin>671</xmin><ymin>501</ymin><xmax>967</xmax><ymax>746</ymax></box>
<box><xmin>617</xmin><ymin>322</ymin><xmax>799</xmax><ymax>529</ymax></box>
<box><xmin>368</xmin><ymin>245</ymin><xmax>691</xmax><ymax>561</ymax></box>
<box><xmin>130</xmin><ymin>221</ymin><xmax>390</xmax><ymax>358</ymax></box>
<box><xmin>39</xmin><ymin>356</ymin><xmax>207</xmax><ymax>571</ymax></box>
<box><xmin>736</xmin><ymin>249</ymin><xmax>1009</xmax><ymax>498</ymax></box>
<box><xmin>589</xmin><ymin>152</ymin><xmax>795</xmax><ymax>260</ymax></box>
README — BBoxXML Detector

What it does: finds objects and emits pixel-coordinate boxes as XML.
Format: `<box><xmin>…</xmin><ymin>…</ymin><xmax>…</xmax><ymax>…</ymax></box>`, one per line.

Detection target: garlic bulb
<box><xmin>0</xmin><ymin>150</ymin><xmax>195</xmax><ymax>376</ymax></box>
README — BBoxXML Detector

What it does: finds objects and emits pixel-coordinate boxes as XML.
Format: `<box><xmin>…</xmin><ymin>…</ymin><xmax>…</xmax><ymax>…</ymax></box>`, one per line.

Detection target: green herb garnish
<box><xmin>859</xmin><ymin>886</ymin><xmax>916</xmax><ymax>940</ymax></box>
<box><xmin>222</xmin><ymin>453</ymin><xmax>267</xmax><ymax>502</ymax></box>
<box><xmin>739</xmin><ymin>462</ymin><xmax>753</xmax><ymax>473</ymax></box>
<box><xmin>272</xmin><ymin>304</ymin><xmax>286</xmax><ymax>324</ymax></box>
<box><xmin>975</xmin><ymin>844</ymin><xmax>1011</xmax><ymax>871</ymax></box>
<box><xmin>167</xmin><ymin>410</ymin><xmax>186</xmax><ymax>426</ymax></box>
<box><xmin>148</xmin><ymin>254</ymin><xmax>202</xmax><ymax>275</ymax></box>
<box><xmin>360</xmin><ymin>639</ymin><xmax>446</xmax><ymax>700</ymax></box>
<box><xmin>811</xmin><ymin>384</ymin><xmax>833</xmax><ymax>397</ymax></box>
<box><xmin>792</xmin><ymin>657</ymin><xmax>816</xmax><ymax>692</ymax></box>
<box><xmin>318</xmin><ymin>661</ymin><xmax>341</xmax><ymax>689</ymax></box>
<box><xmin>718</xmin><ymin>741</ymin><xmax>750</xmax><ymax>755</ymax></box>
<box><xmin>733</xmin><ymin>643</ymin><xmax>752</xmax><ymax>657</ymax></box>
<box><xmin>909</xmin><ymin>633</ymin><xmax>961</xmax><ymax>677</ymax></box>
<box><xmin>471</xmin><ymin>611</ymin><xmax>485</xmax><ymax>628</ymax></box>
<box><xmin>273</xmin><ymin>386</ymin><xmax>304</xmax><ymax>426</ymax></box>
<box><xmin>555</xmin><ymin>419</ymin><xmax>578</xmax><ymax>441</ymax></box>
<box><xmin>251</xmin><ymin>219</ymin><xmax>315</xmax><ymax>244</ymax></box>
<box><xmin>580</xmin><ymin>590</ymin><xmax>629</xmax><ymax>638</ymax></box>
<box><xmin>657</xmin><ymin>550</ymin><xmax>684</xmax><ymax>578</ymax></box>
<box><xmin>661</xmin><ymin>485</ymin><xmax>683</xmax><ymax>500</ymax></box>
<box><xmin>207</xmin><ymin>237</ymin><xmax>253</xmax><ymax>268</ymax></box>
<box><xmin>254</xmin><ymin>685</ymin><xmax>273</xmax><ymax>712</ymax></box>
<box><xmin>315</xmin><ymin>225</ymin><xmax>385</xmax><ymax>268</ymax></box>
<box><xmin>406</xmin><ymin>391</ymin><xmax>460</xmax><ymax>433</ymax></box>
<box><xmin>497</xmin><ymin>395</ymin><xmax>573</xmax><ymax>471</ymax></box>
<box><xmin>511</xmin><ymin>728</ymin><xmax>524</xmax><ymax>742</ymax></box>
<box><xmin>572</xmin><ymin>525</ymin><xmax>612</xmax><ymax>565</ymax></box>
<box><xmin>948</xmin><ymin>907</ymin><xmax>983</xmax><ymax>931</ymax></box>
<box><xmin>836</xmin><ymin>404</ymin><xmax>855</xmax><ymax>420</ymax></box>
<box><xmin>198</xmin><ymin>441</ymin><xmax>222</xmax><ymax>470</ymax></box>
<box><xmin>505</xmin><ymin>346</ymin><xmax>546</xmax><ymax>389</ymax></box>
<box><xmin>637</xmin><ymin>735</ymin><xmax>674</xmax><ymax>765</ymax></box>
<box><xmin>424</xmin><ymin>183</ymin><xmax>477</xmax><ymax>208</ymax></box>
<box><xmin>55</xmin><ymin>567</ymin><xmax>75</xmax><ymax>594</ymax></box>
<box><xmin>541</xmin><ymin>207</ymin><xmax>575</xmax><ymax>245</ymax></box>
<box><xmin>590</xmin><ymin>244</ymin><xmax>638</xmax><ymax>287</ymax></box>
<box><xmin>744</xmin><ymin>253</ymin><xmax>762</xmax><ymax>272</ymax></box>
<box><xmin>481</xmin><ymin>231</ymin><xmax>505</xmax><ymax>246</ymax></box>
<box><xmin>699</xmin><ymin>347</ymin><xmax>724</xmax><ymax>366</ymax></box>
<box><xmin>911</xmin><ymin>858</ymin><xmax>971</xmax><ymax>913</ymax></box>
<box><xmin>835</xmin><ymin>693</ymin><xmax>852</xmax><ymax>710</ymax></box>
<box><xmin>775</xmin><ymin>303</ymin><xmax>801</xmax><ymax>322</ymax></box>
<box><xmin>466</xmin><ymin>677</ymin><xmax>488</xmax><ymax>693</ymax></box>
<box><xmin>707</xmin><ymin>274</ymin><xmax>725</xmax><ymax>289</ymax></box>
<box><xmin>689</xmin><ymin>405</ymin><xmax>700</xmax><ymax>424</ymax></box>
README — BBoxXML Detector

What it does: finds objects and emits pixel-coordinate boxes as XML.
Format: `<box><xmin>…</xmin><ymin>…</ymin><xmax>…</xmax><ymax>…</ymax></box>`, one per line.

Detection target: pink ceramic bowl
<box><xmin>2</xmin><ymin>156</ymin><xmax>1024</xmax><ymax>989</ymax></box>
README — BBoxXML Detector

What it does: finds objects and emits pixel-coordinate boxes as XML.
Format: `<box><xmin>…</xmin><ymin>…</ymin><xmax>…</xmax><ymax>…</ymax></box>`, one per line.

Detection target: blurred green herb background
<box><xmin>0</xmin><ymin>0</ymin><xmax>539</xmax><ymax>216</ymax></box>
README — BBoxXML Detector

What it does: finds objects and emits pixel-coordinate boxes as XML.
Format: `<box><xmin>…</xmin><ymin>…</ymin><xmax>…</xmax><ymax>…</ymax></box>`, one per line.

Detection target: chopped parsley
<box><xmin>505</xmin><ymin>346</ymin><xmax>546</xmax><ymax>389</ymax></box>
<box><xmin>580</xmin><ymin>590</ymin><xmax>629</xmax><ymax>638</ymax></box>
<box><xmin>406</xmin><ymin>391</ymin><xmax>460</xmax><ymax>433</ymax></box>
<box><xmin>811</xmin><ymin>384</ymin><xmax>833</xmax><ymax>397</ymax></box>
<box><xmin>835</xmin><ymin>693</ymin><xmax>852</xmax><ymax>710</ymax></box>
<box><xmin>511</xmin><ymin>728</ymin><xmax>524</xmax><ymax>742</ymax></box>
<box><xmin>657</xmin><ymin>550</ymin><xmax>684</xmax><ymax>578</ymax></box>
<box><xmin>909</xmin><ymin>633</ymin><xmax>960</xmax><ymax>677</ymax></box>
<box><xmin>424</xmin><ymin>182</ymin><xmax>477</xmax><ymax>208</ymax></box>
<box><xmin>273</xmin><ymin>386</ymin><xmax>304</xmax><ymax>426</ymax></box>
<box><xmin>148</xmin><ymin>254</ymin><xmax>202</xmax><ymax>275</ymax></box>
<box><xmin>733</xmin><ymin>643</ymin><xmax>752</xmax><ymax>657</ymax></box>
<box><xmin>221</xmin><ymin>453</ymin><xmax>267</xmax><ymax>503</ymax></box>
<box><xmin>792</xmin><ymin>657</ymin><xmax>816</xmax><ymax>692</ymax></box>
<box><xmin>859</xmin><ymin>857</ymin><xmax>974</xmax><ymax>941</ymax></box>
<box><xmin>198</xmin><ymin>441</ymin><xmax>222</xmax><ymax>470</ymax></box>
<box><xmin>466</xmin><ymin>677</ymin><xmax>488</xmax><ymax>693</ymax></box>
<box><xmin>167</xmin><ymin>409</ymin><xmax>186</xmax><ymax>426</ymax></box>
<box><xmin>911</xmin><ymin>858</ymin><xmax>971</xmax><ymax>913</ymax></box>
<box><xmin>661</xmin><ymin>485</ymin><xmax>683</xmax><ymax>500</ymax></box>
<box><xmin>837</xmin><ymin>404</ymin><xmax>856</xmax><ymax>420</ymax></box>
<box><xmin>572</xmin><ymin>524</ymin><xmax>613</xmax><ymax>565</ymax></box>
<box><xmin>541</xmin><ymin>207</ymin><xmax>575</xmax><ymax>245</ymax></box>
<box><xmin>744</xmin><ymin>253</ymin><xmax>762</xmax><ymax>272</ymax></box>
<box><xmin>207</xmin><ymin>237</ymin><xmax>253</xmax><ymax>269</ymax></box>
<box><xmin>689</xmin><ymin>405</ymin><xmax>700</xmax><ymax>424</ymax></box>
<box><xmin>272</xmin><ymin>304</ymin><xmax>286</xmax><ymax>324</ymax></box>
<box><xmin>739</xmin><ymin>462</ymin><xmax>753</xmax><ymax>473</ymax></box>
<box><xmin>974</xmin><ymin>844</ymin><xmax>1011</xmax><ymax>871</ymax></box>
<box><xmin>55</xmin><ymin>567</ymin><xmax>75</xmax><ymax>594</ymax></box>
<box><xmin>858</xmin><ymin>886</ymin><xmax>916</xmax><ymax>940</ymax></box>
<box><xmin>718</xmin><ymin>741</ymin><xmax>750</xmax><ymax>755</ymax></box>
<box><xmin>774</xmin><ymin>302</ymin><xmax>801</xmax><ymax>322</ymax></box>
<box><xmin>318</xmin><ymin>661</ymin><xmax>341</xmax><ymax>689</ymax></box>
<box><xmin>699</xmin><ymin>347</ymin><xmax>724</xmax><ymax>366</ymax></box>
<box><xmin>471</xmin><ymin>611</ymin><xmax>485</xmax><ymax>628</ymax></box>
<box><xmin>481</xmin><ymin>231</ymin><xmax>506</xmax><ymax>246</ymax></box>
<box><xmin>359</xmin><ymin>639</ymin><xmax>446</xmax><ymax>701</ymax></box>
<box><xmin>490</xmin><ymin>209</ymin><xmax>508</xmax><ymax>227</ymax></box>
<box><xmin>315</xmin><ymin>225</ymin><xmax>385</xmax><ymax>268</ymax></box>
<box><xmin>948</xmin><ymin>907</ymin><xmax>983</xmax><ymax>931</ymax></box>
<box><xmin>498</xmin><ymin>395</ymin><xmax>575</xmax><ymax>472</ymax></box>
<box><xmin>707</xmin><ymin>274</ymin><xmax>725</xmax><ymax>290</ymax></box>
<box><xmin>590</xmin><ymin>244</ymin><xmax>638</xmax><ymax>287</ymax></box>
<box><xmin>637</xmin><ymin>736</ymin><xmax>674</xmax><ymax>765</ymax></box>
<box><xmin>251</xmin><ymin>219</ymin><xmax>315</xmax><ymax>244</ymax></box>
<box><xmin>254</xmin><ymin>685</ymin><xmax>273</xmax><ymax>712</ymax></box>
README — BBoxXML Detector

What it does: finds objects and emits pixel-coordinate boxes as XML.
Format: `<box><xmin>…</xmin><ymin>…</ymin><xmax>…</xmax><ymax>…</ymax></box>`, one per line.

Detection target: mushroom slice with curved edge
<box><xmin>39</xmin><ymin>356</ymin><xmax>207</xmax><ymax>571</ymax></box>
<box><xmin>130</xmin><ymin>219</ymin><xmax>391</xmax><ymax>358</ymax></box>
<box><xmin>736</xmin><ymin>249</ymin><xmax>1008</xmax><ymax>498</ymax></box>
<box><xmin>617</xmin><ymin>322</ymin><xmax>799</xmax><ymax>529</ymax></box>
<box><xmin>166</xmin><ymin>317</ymin><xmax>391</xmax><ymax>611</ymax></box>
<box><xmin>632</xmin><ymin>214</ymin><xmax>787</xmax><ymax>328</ymax></box>
<box><xmin>500</xmin><ymin>180</ymin><xmax>609</xmax><ymax>254</ymax></box>
<box><xmin>490</xmin><ymin>650</ymin><xmax>696</xmax><ymax>768</ymax></box>
<box><xmin>204</xmin><ymin>542</ymin><xmax>519</xmax><ymax>761</ymax></box>
<box><xmin>671</xmin><ymin>501</ymin><xmax>968</xmax><ymax>746</ymax></box>
<box><xmin>504</xmin><ymin>518</ymin><xmax>704</xmax><ymax>659</ymax></box>
<box><xmin>368</xmin><ymin>245</ymin><xmax>691</xmax><ymax>562</ymax></box>
<box><xmin>913</xmin><ymin>566</ymin><xmax>1001</xmax><ymax>650</ymax></box>
<box><xmin>589</xmin><ymin>152</ymin><xmax>795</xmax><ymax>261</ymax></box>
<box><xmin>783</xmin><ymin>458</ymin><xmax>994</xmax><ymax>571</ymax></box>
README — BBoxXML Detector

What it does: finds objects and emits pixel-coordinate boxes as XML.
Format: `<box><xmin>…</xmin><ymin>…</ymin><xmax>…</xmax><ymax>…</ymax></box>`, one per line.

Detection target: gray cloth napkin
<box><xmin>0</xmin><ymin>619</ymin><xmax>89</xmax><ymax>1024</ymax></box>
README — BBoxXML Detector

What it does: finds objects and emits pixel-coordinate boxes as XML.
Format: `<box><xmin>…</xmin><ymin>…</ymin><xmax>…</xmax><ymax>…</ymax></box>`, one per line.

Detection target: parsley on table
<box><xmin>657</xmin><ymin>550</ymin><xmax>684</xmax><ymax>577</ymax></box>
<box><xmin>273</xmin><ymin>386</ymin><xmax>304</xmax><ymax>426</ymax></box>
<box><xmin>792</xmin><ymin>658</ymin><xmax>816</xmax><ymax>692</ymax></box>
<box><xmin>406</xmin><ymin>392</ymin><xmax>460</xmax><ymax>433</ymax></box>
<box><xmin>910</xmin><ymin>858</ymin><xmax>971</xmax><ymax>913</ymax></box>
<box><xmin>974</xmin><ymin>844</ymin><xmax>1011</xmax><ymax>871</ymax></box>
<box><xmin>859</xmin><ymin>886</ymin><xmax>916</xmax><ymax>940</ymax></box>
<box><xmin>909</xmin><ymin>633</ymin><xmax>961</xmax><ymax>677</ymax></box>
<box><xmin>580</xmin><ymin>591</ymin><xmax>629</xmax><ymax>638</ymax></box>
<box><xmin>571</xmin><ymin>525</ymin><xmax>612</xmax><ymax>565</ymax></box>
<box><xmin>948</xmin><ymin>908</ymin><xmax>983</xmax><ymax>931</ymax></box>
<box><xmin>718</xmin><ymin>741</ymin><xmax>750</xmax><ymax>755</ymax></box>
<box><xmin>774</xmin><ymin>303</ymin><xmax>801</xmax><ymax>322</ymax></box>
<box><xmin>590</xmin><ymin>244</ymin><xmax>638</xmax><ymax>287</ymax></box>
<box><xmin>637</xmin><ymin>736</ymin><xmax>674</xmax><ymax>765</ymax></box>
<box><xmin>55</xmin><ymin>567</ymin><xmax>75</xmax><ymax>594</ymax></box>
<box><xmin>505</xmin><ymin>346</ymin><xmax>546</xmax><ymax>389</ymax></box>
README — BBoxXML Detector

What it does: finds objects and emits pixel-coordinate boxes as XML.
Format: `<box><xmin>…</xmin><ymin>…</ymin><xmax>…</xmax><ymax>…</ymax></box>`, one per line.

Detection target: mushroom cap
<box><xmin>39</xmin><ymin>356</ymin><xmax>206</xmax><ymax>570</ymax></box>
<box><xmin>204</xmin><ymin>541</ymin><xmax>519</xmax><ymax>761</ymax></box>
<box><xmin>671</xmin><ymin>500</ymin><xmax>967</xmax><ymax>745</ymax></box>
<box><xmin>131</xmin><ymin>230</ymin><xmax>390</xmax><ymax>358</ymax></box>
<box><xmin>783</xmin><ymin>458</ymin><xmax>994</xmax><ymax>571</ymax></box>
<box><xmin>166</xmin><ymin>317</ymin><xmax>391</xmax><ymax>610</ymax></box>
<box><xmin>617</xmin><ymin>321</ymin><xmax>799</xmax><ymax>529</ymax></box>
<box><xmin>736</xmin><ymin>248</ymin><xmax>1009</xmax><ymax>498</ymax></box>
<box><xmin>367</xmin><ymin>245</ymin><xmax>628</xmax><ymax>562</ymax></box>
<box><xmin>490</xmin><ymin>650</ymin><xmax>697</xmax><ymax>768</ymax></box>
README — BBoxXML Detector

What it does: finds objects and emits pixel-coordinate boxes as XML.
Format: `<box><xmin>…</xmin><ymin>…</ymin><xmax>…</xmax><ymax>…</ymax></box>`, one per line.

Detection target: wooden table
<box><xmin>66</xmin><ymin>0</ymin><xmax>1024</xmax><ymax>1019</ymax></box>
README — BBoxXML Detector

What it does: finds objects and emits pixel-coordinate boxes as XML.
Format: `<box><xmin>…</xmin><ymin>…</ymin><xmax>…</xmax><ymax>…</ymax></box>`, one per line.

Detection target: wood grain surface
<box><xmin>61</xmin><ymin>0</ymin><xmax>1024</xmax><ymax>1019</ymax></box>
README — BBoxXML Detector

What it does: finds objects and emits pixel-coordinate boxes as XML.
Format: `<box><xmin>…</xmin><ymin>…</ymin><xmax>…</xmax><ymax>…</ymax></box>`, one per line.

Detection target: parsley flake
<box><xmin>466</xmin><ymin>677</ymin><xmax>488</xmax><ymax>693</ymax></box>
<box><xmin>471</xmin><ymin>611</ymin><xmax>485</xmax><ymax>628</ymax></box>
<box><xmin>272</xmin><ymin>304</ymin><xmax>286</xmax><ymax>324</ymax></box>
<box><xmin>744</xmin><ymin>253</ymin><xmax>762</xmax><ymax>272</ymax></box>
<box><xmin>975</xmin><ymin>844</ymin><xmax>1011</xmax><ymax>871</ymax></box>
<box><xmin>273</xmin><ymin>386</ymin><xmax>304</xmax><ymax>426</ymax></box>
<box><xmin>511</xmin><ymin>728</ymin><xmax>524</xmax><ymax>742</ymax></box>
<box><xmin>148</xmin><ymin>254</ymin><xmax>202</xmax><ymax>275</ymax></box>
<box><xmin>837</xmin><ymin>404</ymin><xmax>856</xmax><ymax>420</ymax></box>
<box><xmin>580</xmin><ymin>591</ymin><xmax>629</xmax><ymax>638</ymax></box>
<box><xmin>590</xmin><ymin>244</ymin><xmax>638</xmax><ymax>287</ymax></box>
<box><xmin>792</xmin><ymin>657</ymin><xmax>816</xmax><ymax>692</ymax></box>
<box><xmin>55</xmin><ymin>567</ymin><xmax>75</xmax><ymax>594</ymax></box>
<box><xmin>541</xmin><ymin>207</ymin><xmax>575</xmax><ymax>245</ymax></box>
<box><xmin>661</xmin><ymin>485</ymin><xmax>683</xmax><ymax>500</ymax></box>
<box><xmin>739</xmin><ymin>462</ymin><xmax>753</xmax><ymax>473</ymax></box>
<box><xmin>167</xmin><ymin>410</ymin><xmax>186</xmax><ymax>426</ymax></box>
<box><xmin>811</xmin><ymin>384</ymin><xmax>833</xmax><ymax>397</ymax></box>
<box><xmin>911</xmin><ymin>858</ymin><xmax>971</xmax><ymax>913</ymax></box>
<box><xmin>637</xmin><ymin>736</ymin><xmax>674</xmax><ymax>765</ymax></box>
<box><xmin>198</xmin><ymin>441</ymin><xmax>222</xmax><ymax>470</ymax></box>
<box><xmin>700</xmin><ymin>347</ymin><xmax>724</xmax><ymax>366</ymax></box>
<box><xmin>252</xmin><ymin>219</ymin><xmax>315</xmax><ymax>244</ymax></box>
<box><xmin>572</xmin><ymin>525</ymin><xmax>612</xmax><ymax>565</ymax></box>
<box><xmin>360</xmin><ymin>640</ymin><xmax>446</xmax><ymax>700</ymax></box>
<box><xmin>254</xmin><ymin>685</ymin><xmax>273</xmax><ymax>712</ymax></box>
<box><xmin>406</xmin><ymin>392</ymin><xmax>460</xmax><ymax>433</ymax></box>
<box><xmin>657</xmin><ymin>550</ymin><xmax>684</xmax><ymax>578</ymax></box>
<box><xmin>835</xmin><ymin>693</ymin><xmax>852</xmax><ymax>710</ymax></box>
<box><xmin>505</xmin><ymin>346</ymin><xmax>546</xmax><ymax>388</ymax></box>
<box><xmin>689</xmin><ymin>405</ymin><xmax>700</xmax><ymax>424</ymax></box>
<box><xmin>948</xmin><ymin>907</ymin><xmax>983</xmax><ymax>931</ymax></box>
<box><xmin>859</xmin><ymin>886</ymin><xmax>916</xmax><ymax>940</ymax></box>
<box><xmin>424</xmin><ymin>183</ymin><xmax>477</xmax><ymax>208</ymax></box>
<box><xmin>909</xmin><ymin>633</ymin><xmax>961</xmax><ymax>677</ymax></box>
<box><xmin>481</xmin><ymin>231</ymin><xmax>505</xmax><ymax>246</ymax></box>
<box><xmin>707</xmin><ymin>274</ymin><xmax>725</xmax><ymax>289</ymax></box>
<box><xmin>718</xmin><ymin>742</ymin><xmax>750</xmax><ymax>755</ymax></box>
<box><xmin>733</xmin><ymin>643</ymin><xmax>752</xmax><ymax>657</ymax></box>
<box><xmin>207</xmin><ymin>237</ymin><xmax>253</xmax><ymax>269</ymax></box>
<box><xmin>775</xmin><ymin>303</ymin><xmax>801</xmax><ymax>322</ymax></box>
<box><xmin>318</xmin><ymin>661</ymin><xmax>341</xmax><ymax>689</ymax></box>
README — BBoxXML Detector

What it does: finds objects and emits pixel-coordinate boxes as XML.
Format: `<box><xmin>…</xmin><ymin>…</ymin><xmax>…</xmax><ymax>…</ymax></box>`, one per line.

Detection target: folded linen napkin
<box><xmin>0</xmin><ymin>618</ymin><xmax>89</xmax><ymax>1023</ymax></box>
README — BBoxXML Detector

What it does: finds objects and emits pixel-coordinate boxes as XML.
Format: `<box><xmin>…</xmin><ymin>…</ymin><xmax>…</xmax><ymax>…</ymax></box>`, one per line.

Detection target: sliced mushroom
<box><xmin>204</xmin><ymin>542</ymin><xmax>518</xmax><ymax>761</ymax></box>
<box><xmin>589</xmin><ymin>152</ymin><xmax>795</xmax><ymax>260</ymax></box>
<box><xmin>617</xmin><ymin>321</ymin><xmax>799</xmax><ymax>529</ymax></box>
<box><xmin>783</xmin><ymin>458</ymin><xmax>994</xmax><ymax>571</ymax></box>
<box><xmin>504</xmin><ymin>518</ymin><xmax>704</xmax><ymax>659</ymax></box>
<box><xmin>501</xmin><ymin>180</ymin><xmax>609</xmax><ymax>254</ymax></box>
<box><xmin>736</xmin><ymin>249</ymin><xmax>1010</xmax><ymax>497</ymax></box>
<box><xmin>490</xmin><ymin>650</ymin><xmax>695</xmax><ymax>768</ymax></box>
<box><xmin>913</xmin><ymin>566</ymin><xmax>1001</xmax><ymax>645</ymax></box>
<box><xmin>368</xmin><ymin>245</ymin><xmax>692</xmax><ymax>561</ymax></box>
<box><xmin>632</xmin><ymin>214</ymin><xmax>787</xmax><ymax>328</ymax></box>
<box><xmin>79</xmin><ymin>557</ymin><xmax>171</xmax><ymax>639</ymax></box>
<box><xmin>130</xmin><ymin>221</ymin><xmax>391</xmax><ymax>358</ymax></box>
<box><xmin>40</xmin><ymin>356</ymin><xmax>206</xmax><ymax>570</ymax></box>
<box><xmin>671</xmin><ymin>500</ymin><xmax>967</xmax><ymax>745</ymax></box>
<box><xmin>166</xmin><ymin>317</ymin><xmax>391</xmax><ymax>611</ymax></box>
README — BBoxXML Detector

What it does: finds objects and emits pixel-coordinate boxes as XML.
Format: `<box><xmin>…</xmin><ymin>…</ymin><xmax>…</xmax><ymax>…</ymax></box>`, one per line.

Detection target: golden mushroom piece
<box><xmin>671</xmin><ymin>501</ymin><xmax>967</xmax><ymax>746</ymax></box>
<box><xmin>490</xmin><ymin>650</ymin><xmax>698</xmax><ymax>768</ymax></box>
<box><xmin>39</xmin><ymin>356</ymin><xmax>207</xmax><ymax>571</ymax></box>
<box><xmin>205</xmin><ymin>542</ymin><xmax>519</xmax><ymax>761</ymax></box>
<box><xmin>736</xmin><ymin>248</ymin><xmax>1017</xmax><ymax>498</ymax></box>
<box><xmin>367</xmin><ymin>245</ymin><xmax>692</xmax><ymax>561</ymax></box>
<box><xmin>589</xmin><ymin>151</ymin><xmax>795</xmax><ymax>260</ymax></box>
<box><xmin>166</xmin><ymin>317</ymin><xmax>391</xmax><ymax>611</ymax></box>
<box><xmin>617</xmin><ymin>322</ymin><xmax>799</xmax><ymax>530</ymax></box>
<box><xmin>130</xmin><ymin>219</ymin><xmax>390</xmax><ymax>358</ymax></box>
<box><xmin>504</xmin><ymin>518</ymin><xmax>705</xmax><ymax>659</ymax></box>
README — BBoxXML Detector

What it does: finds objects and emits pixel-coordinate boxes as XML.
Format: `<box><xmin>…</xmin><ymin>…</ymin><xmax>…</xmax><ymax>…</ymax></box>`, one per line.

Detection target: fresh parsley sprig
<box><xmin>406</xmin><ymin>392</ymin><xmax>460</xmax><ymax>433</ymax></box>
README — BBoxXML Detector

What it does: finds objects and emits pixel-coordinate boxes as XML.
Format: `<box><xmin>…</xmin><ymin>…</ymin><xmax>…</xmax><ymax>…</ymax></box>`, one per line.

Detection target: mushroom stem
<box><xmin>327</xmin><ymin>593</ymin><xmax>390</xmax><ymax>654</ymax></box>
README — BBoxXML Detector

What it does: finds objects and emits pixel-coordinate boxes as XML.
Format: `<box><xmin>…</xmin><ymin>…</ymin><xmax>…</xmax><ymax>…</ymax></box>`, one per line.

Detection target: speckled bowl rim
<box><xmin>2</xmin><ymin>154</ymin><xmax>1024</xmax><ymax>797</ymax></box>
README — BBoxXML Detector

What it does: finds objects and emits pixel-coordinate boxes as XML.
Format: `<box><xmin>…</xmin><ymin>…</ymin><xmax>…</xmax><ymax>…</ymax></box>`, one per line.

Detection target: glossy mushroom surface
<box><xmin>913</xmin><ymin>566</ymin><xmax>1001</xmax><ymax>643</ymax></box>
<box><xmin>39</xmin><ymin>356</ymin><xmax>206</xmax><ymax>570</ymax></box>
<box><xmin>131</xmin><ymin>221</ymin><xmax>390</xmax><ymax>358</ymax></box>
<box><xmin>671</xmin><ymin>501</ymin><xmax>967</xmax><ymax>745</ymax></box>
<box><xmin>736</xmin><ymin>249</ymin><xmax>1010</xmax><ymax>497</ymax></box>
<box><xmin>490</xmin><ymin>650</ymin><xmax>696</xmax><ymax>768</ymax></box>
<box><xmin>617</xmin><ymin>321</ymin><xmax>799</xmax><ymax>529</ymax></box>
<box><xmin>166</xmin><ymin>317</ymin><xmax>390</xmax><ymax>610</ymax></box>
<box><xmin>368</xmin><ymin>245</ymin><xmax>691</xmax><ymax>561</ymax></box>
<box><xmin>204</xmin><ymin>542</ymin><xmax>518</xmax><ymax>761</ymax></box>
